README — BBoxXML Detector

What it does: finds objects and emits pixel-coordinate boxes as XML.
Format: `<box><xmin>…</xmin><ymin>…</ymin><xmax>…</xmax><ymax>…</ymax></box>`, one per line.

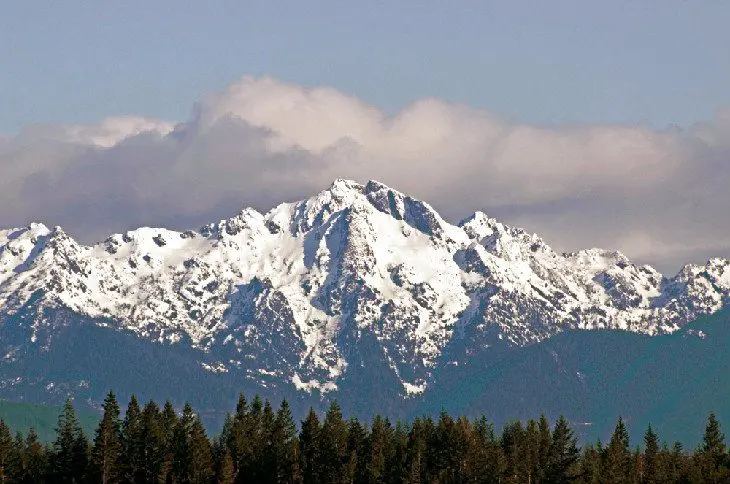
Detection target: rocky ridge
<box><xmin>1</xmin><ymin>179</ymin><xmax>729</xmax><ymax>397</ymax></box>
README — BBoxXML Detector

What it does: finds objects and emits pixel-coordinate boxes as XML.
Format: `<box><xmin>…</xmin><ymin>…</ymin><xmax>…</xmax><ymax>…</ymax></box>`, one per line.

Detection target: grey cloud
<box><xmin>1</xmin><ymin>76</ymin><xmax>729</xmax><ymax>274</ymax></box>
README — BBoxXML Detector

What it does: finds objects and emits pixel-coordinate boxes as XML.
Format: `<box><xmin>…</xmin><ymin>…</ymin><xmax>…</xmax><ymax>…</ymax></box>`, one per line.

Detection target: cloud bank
<box><xmin>2</xmin><ymin>76</ymin><xmax>729</xmax><ymax>274</ymax></box>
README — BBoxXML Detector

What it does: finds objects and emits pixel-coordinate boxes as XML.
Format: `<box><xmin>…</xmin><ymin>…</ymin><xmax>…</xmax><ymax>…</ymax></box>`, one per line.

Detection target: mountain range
<box><xmin>2</xmin><ymin>179</ymin><xmax>729</xmax><ymax>444</ymax></box>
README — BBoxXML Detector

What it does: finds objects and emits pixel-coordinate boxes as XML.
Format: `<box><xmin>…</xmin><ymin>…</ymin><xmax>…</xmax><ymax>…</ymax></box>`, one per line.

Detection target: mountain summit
<box><xmin>1</xmin><ymin>179</ymin><xmax>729</xmax><ymax>401</ymax></box>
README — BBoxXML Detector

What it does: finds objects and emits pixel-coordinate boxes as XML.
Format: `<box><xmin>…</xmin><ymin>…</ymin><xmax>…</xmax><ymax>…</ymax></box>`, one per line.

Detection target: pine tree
<box><xmin>172</xmin><ymin>403</ymin><xmax>213</xmax><ymax>484</ymax></box>
<box><xmin>545</xmin><ymin>415</ymin><xmax>579</xmax><ymax>483</ymax></box>
<box><xmin>159</xmin><ymin>400</ymin><xmax>178</xmax><ymax>482</ymax></box>
<box><xmin>50</xmin><ymin>398</ymin><xmax>89</xmax><ymax>483</ymax></box>
<box><xmin>666</xmin><ymin>441</ymin><xmax>686</xmax><ymax>483</ymax></box>
<box><xmin>190</xmin><ymin>416</ymin><xmax>214</xmax><ymax>483</ymax></box>
<box><xmin>259</xmin><ymin>400</ymin><xmax>277</xmax><ymax>481</ymax></box>
<box><xmin>139</xmin><ymin>400</ymin><xmax>166</xmax><ymax>483</ymax></box>
<box><xmin>0</xmin><ymin>420</ymin><xmax>14</xmax><ymax>484</ymax></box>
<box><xmin>501</xmin><ymin>420</ymin><xmax>524</xmax><ymax>482</ymax></box>
<box><xmin>235</xmin><ymin>394</ymin><xmax>263</xmax><ymax>481</ymax></box>
<box><xmin>10</xmin><ymin>431</ymin><xmax>26</xmax><ymax>483</ymax></box>
<box><xmin>390</xmin><ymin>421</ymin><xmax>410</xmax><ymax>484</ymax></box>
<box><xmin>537</xmin><ymin>415</ymin><xmax>552</xmax><ymax>483</ymax></box>
<box><xmin>216</xmin><ymin>448</ymin><xmax>235</xmax><ymax>484</ymax></box>
<box><xmin>602</xmin><ymin>417</ymin><xmax>630</xmax><ymax>484</ymax></box>
<box><xmin>700</xmin><ymin>412</ymin><xmax>728</xmax><ymax>483</ymax></box>
<box><xmin>642</xmin><ymin>424</ymin><xmax>660</xmax><ymax>484</ymax></box>
<box><xmin>23</xmin><ymin>428</ymin><xmax>47</xmax><ymax>484</ymax></box>
<box><xmin>468</xmin><ymin>416</ymin><xmax>503</xmax><ymax>484</ymax></box>
<box><xmin>345</xmin><ymin>417</ymin><xmax>366</xmax><ymax>484</ymax></box>
<box><xmin>229</xmin><ymin>392</ymin><xmax>247</xmax><ymax>479</ymax></box>
<box><xmin>90</xmin><ymin>391</ymin><xmax>123</xmax><ymax>484</ymax></box>
<box><xmin>523</xmin><ymin>418</ymin><xmax>540</xmax><ymax>483</ymax></box>
<box><xmin>403</xmin><ymin>418</ymin><xmax>422</xmax><ymax>484</ymax></box>
<box><xmin>452</xmin><ymin>416</ymin><xmax>474</xmax><ymax>482</ymax></box>
<box><xmin>299</xmin><ymin>408</ymin><xmax>321</xmax><ymax>484</ymax></box>
<box><xmin>121</xmin><ymin>394</ymin><xmax>143</xmax><ymax>482</ymax></box>
<box><xmin>319</xmin><ymin>401</ymin><xmax>349</xmax><ymax>483</ymax></box>
<box><xmin>579</xmin><ymin>442</ymin><xmax>601</xmax><ymax>484</ymax></box>
<box><xmin>273</xmin><ymin>400</ymin><xmax>300</xmax><ymax>483</ymax></box>
<box><xmin>366</xmin><ymin>415</ymin><xmax>391</xmax><ymax>483</ymax></box>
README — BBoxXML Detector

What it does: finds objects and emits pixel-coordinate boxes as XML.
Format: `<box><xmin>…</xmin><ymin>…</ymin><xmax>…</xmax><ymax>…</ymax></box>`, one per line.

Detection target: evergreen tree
<box><xmin>235</xmin><ymin>394</ymin><xmax>263</xmax><ymax>481</ymax></box>
<box><xmin>468</xmin><ymin>416</ymin><xmax>504</xmax><ymax>484</ymax></box>
<box><xmin>501</xmin><ymin>420</ymin><xmax>524</xmax><ymax>482</ymax></box>
<box><xmin>666</xmin><ymin>441</ymin><xmax>686</xmax><ymax>483</ymax></box>
<box><xmin>365</xmin><ymin>415</ymin><xmax>391</xmax><ymax>483</ymax></box>
<box><xmin>258</xmin><ymin>400</ymin><xmax>278</xmax><ymax>481</ymax></box>
<box><xmin>700</xmin><ymin>412</ymin><xmax>728</xmax><ymax>483</ymax></box>
<box><xmin>537</xmin><ymin>415</ymin><xmax>553</xmax><ymax>483</ymax></box>
<box><xmin>523</xmin><ymin>418</ymin><xmax>540</xmax><ymax>483</ymax></box>
<box><xmin>229</xmin><ymin>392</ymin><xmax>247</xmax><ymax>478</ymax></box>
<box><xmin>642</xmin><ymin>424</ymin><xmax>660</xmax><ymax>484</ymax></box>
<box><xmin>121</xmin><ymin>394</ymin><xmax>143</xmax><ymax>482</ymax></box>
<box><xmin>390</xmin><ymin>421</ymin><xmax>410</xmax><ymax>484</ymax></box>
<box><xmin>139</xmin><ymin>400</ymin><xmax>166</xmax><ymax>483</ymax></box>
<box><xmin>50</xmin><ymin>398</ymin><xmax>89</xmax><ymax>483</ymax></box>
<box><xmin>159</xmin><ymin>400</ymin><xmax>178</xmax><ymax>482</ymax></box>
<box><xmin>215</xmin><ymin>414</ymin><xmax>235</xmax><ymax>482</ymax></box>
<box><xmin>190</xmin><ymin>416</ymin><xmax>214</xmax><ymax>483</ymax></box>
<box><xmin>23</xmin><ymin>428</ymin><xmax>47</xmax><ymax>484</ymax></box>
<box><xmin>345</xmin><ymin>417</ymin><xmax>366</xmax><ymax>484</ymax></box>
<box><xmin>452</xmin><ymin>416</ymin><xmax>474</xmax><ymax>482</ymax></box>
<box><xmin>405</xmin><ymin>418</ymin><xmax>427</xmax><ymax>484</ymax></box>
<box><xmin>578</xmin><ymin>442</ymin><xmax>601</xmax><ymax>484</ymax></box>
<box><xmin>172</xmin><ymin>403</ymin><xmax>213</xmax><ymax>484</ymax></box>
<box><xmin>273</xmin><ymin>400</ymin><xmax>300</xmax><ymax>484</ymax></box>
<box><xmin>90</xmin><ymin>391</ymin><xmax>123</xmax><ymax>484</ymax></box>
<box><xmin>319</xmin><ymin>401</ymin><xmax>349</xmax><ymax>483</ymax></box>
<box><xmin>602</xmin><ymin>417</ymin><xmax>630</xmax><ymax>484</ymax></box>
<box><xmin>299</xmin><ymin>408</ymin><xmax>321</xmax><ymax>484</ymax></box>
<box><xmin>545</xmin><ymin>415</ymin><xmax>579</xmax><ymax>483</ymax></box>
<box><xmin>0</xmin><ymin>420</ymin><xmax>14</xmax><ymax>484</ymax></box>
<box><xmin>10</xmin><ymin>431</ymin><xmax>26</xmax><ymax>483</ymax></box>
<box><xmin>216</xmin><ymin>448</ymin><xmax>235</xmax><ymax>484</ymax></box>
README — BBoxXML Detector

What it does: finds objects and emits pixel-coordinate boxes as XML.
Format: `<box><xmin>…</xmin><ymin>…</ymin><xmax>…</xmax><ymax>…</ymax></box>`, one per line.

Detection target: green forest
<box><xmin>1</xmin><ymin>393</ymin><xmax>729</xmax><ymax>483</ymax></box>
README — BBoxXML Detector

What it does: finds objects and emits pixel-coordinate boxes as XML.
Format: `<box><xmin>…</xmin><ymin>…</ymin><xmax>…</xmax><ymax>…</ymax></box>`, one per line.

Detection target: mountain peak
<box><xmin>2</xmin><ymin>180</ymin><xmax>730</xmax><ymax>398</ymax></box>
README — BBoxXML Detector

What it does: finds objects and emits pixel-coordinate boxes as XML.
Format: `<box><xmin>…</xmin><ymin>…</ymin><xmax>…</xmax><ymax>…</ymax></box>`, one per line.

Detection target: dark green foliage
<box><xmin>90</xmin><ymin>391</ymin><xmax>122</xmax><ymax>484</ymax></box>
<box><xmin>546</xmin><ymin>415</ymin><xmax>580</xmax><ymax>482</ymax></box>
<box><xmin>172</xmin><ymin>403</ymin><xmax>213</xmax><ymax>483</ymax></box>
<box><xmin>138</xmin><ymin>399</ymin><xmax>166</xmax><ymax>482</ymax></box>
<box><xmin>0</xmin><ymin>401</ymin><xmax>98</xmax><ymax>443</ymax></box>
<box><xmin>0</xmin><ymin>419</ymin><xmax>14</xmax><ymax>483</ymax></box>
<box><xmin>50</xmin><ymin>398</ymin><xmax>89</xmax><ymax>483</ymax></box>
<box><xmin>319</xmin><ymin>401</ymin><xmax>349</xmax><ymax>483</ymax></box>
<box><xmin>121</xmin><ymin>394</ymin><xmax>142</xmax><ymax>482</ymax></box>
<box><xmin>642</xmin><ymin>424</ymin><xmax>661</xmax><ymax>484</ymax></box>
<box><xmin>3</xmin><ymin>393</ymin><xmax>730</xmax><ymax>483</ymax></box>
<box><xmin>299</xmin><ymin>408</ymin><xmax>321</xmax><ymax>484</ymax></box>
<box><xmin>22</xmin><ymin>428</ymin><xmax>47</xmax><ymax>483</ymax></box>
<box><xmin>273</xmin><ymin>399</ymin><xmax>300</xmax><ymax>483</ymax></box>
<box><xmin>699</xmin><ymin>412</ymin><xmax>729</xmax><ymax>483</ymax></box>
<box><xmin>602</xmin><ymin>416</ymin><xmax>631</xmax><ymax>484</ymax></box>
<box><xmin>216</xmin><ymin>447</ymin><xmax>234</xmax><ymax>484</ymax></box>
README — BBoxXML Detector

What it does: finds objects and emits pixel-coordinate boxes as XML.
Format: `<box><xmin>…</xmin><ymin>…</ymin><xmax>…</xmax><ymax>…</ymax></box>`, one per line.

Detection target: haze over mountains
<box><xmin>1</xmin><ymin>179</ymin><xmax>730</xmax><ymax>443</ymax></box>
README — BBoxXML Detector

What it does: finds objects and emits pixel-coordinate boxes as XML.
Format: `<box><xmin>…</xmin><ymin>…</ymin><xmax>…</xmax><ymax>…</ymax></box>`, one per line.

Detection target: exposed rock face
<box><xmin>2</xmin><ymin>179</ymin><xmax>729</xmax><ymax>398</ymax></box>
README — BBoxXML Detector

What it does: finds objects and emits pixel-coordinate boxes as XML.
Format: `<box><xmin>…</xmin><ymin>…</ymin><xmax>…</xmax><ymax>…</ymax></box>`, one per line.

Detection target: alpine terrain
<box><xmin>2</xmin><ymin>179</ymin><xmax>729</xmax><ymax>441</ymax></box>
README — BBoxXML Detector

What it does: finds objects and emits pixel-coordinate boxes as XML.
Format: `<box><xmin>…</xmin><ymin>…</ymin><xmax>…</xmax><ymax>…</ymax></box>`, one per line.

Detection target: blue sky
<box><xmin>2</xmin><ymin>2</ymin><xmax>730</xmax><ymax>272</ymax></box>
<box><xmin>2</xmin><ymin>1</ymin><xmax>729</xmax><ymax>133</ymax></box>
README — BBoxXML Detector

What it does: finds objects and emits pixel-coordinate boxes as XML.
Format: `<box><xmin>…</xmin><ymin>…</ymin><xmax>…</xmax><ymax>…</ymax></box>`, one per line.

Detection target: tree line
<box><xmin>0</xmin><ymin>392</ymin><xmax>729</xmax><ymax>483</ymax></box>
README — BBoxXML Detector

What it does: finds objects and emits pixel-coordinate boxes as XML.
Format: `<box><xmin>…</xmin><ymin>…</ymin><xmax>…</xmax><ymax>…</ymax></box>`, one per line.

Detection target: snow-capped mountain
<box><xmin>2</xmin><ymin>179</ymin><xmax>730</xmax><ymax>400</ymax></box>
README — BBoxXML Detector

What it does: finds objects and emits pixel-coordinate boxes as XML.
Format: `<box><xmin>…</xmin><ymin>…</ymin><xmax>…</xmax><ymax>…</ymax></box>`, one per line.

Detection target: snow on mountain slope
<box><xmin>1</xmin><ymin>179</ymin><xmax>729</xmax><ymax>396</ymax></box>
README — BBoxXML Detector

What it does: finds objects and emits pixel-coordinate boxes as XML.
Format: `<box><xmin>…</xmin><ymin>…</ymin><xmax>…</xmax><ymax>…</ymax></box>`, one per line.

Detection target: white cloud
<box><xmin>1</xmin><ymin>75</ymin><xmax>729</xmax><ymax>274</ymax></box>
